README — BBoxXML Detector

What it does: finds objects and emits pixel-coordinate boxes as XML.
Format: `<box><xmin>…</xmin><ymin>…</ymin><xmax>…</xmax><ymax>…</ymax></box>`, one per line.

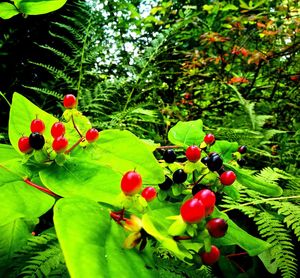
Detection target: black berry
<box><xmin>158</xmin><ymin>176</ymin><xmax>173</xmax><ymax>190</ymax></box>
<box><xmin>237</xmin><ymin>158</ymin><xmax>246</xmax><ymax>167</ymax></box>
<box><xmin>29</xmin><ymin>132</ymin><xmax>45</xmax><ymax>150</ymax></box>
<box><xmin>201</xmin><ymin>156</ymin><xmax>210</xmax><ymax>164</ymax></box>
<box><xmin>217</xmin><ymin>167</ymin><xmax>226</xmax><ymax>175</ymax></box>
<box><xmin>163</xmin><ymin>149</ymin><xmax>176</xmax><ymax>163</ymax></box>
<box><xmin>207</xmin><ymin>155</ymin><xmax>223</xmax><ymax>172</ymax></box>
<box><xmin>173</xmin><ymin>169</ymin><xmax>187</xmax><ymax>184</ymax></box>
<box><xmin>238</xmin><ymin>145</ymin><xmax>247</xmax><ymax>154</ymax></box>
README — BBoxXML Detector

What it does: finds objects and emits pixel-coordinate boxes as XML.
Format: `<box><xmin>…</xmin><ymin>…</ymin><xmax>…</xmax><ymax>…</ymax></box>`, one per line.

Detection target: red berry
<box><xmin>30</xmin><ymin>119</ymin><xmax>45</xmax><ymax>134</ymax></box>
<box><xmin>204</xmin><ymin>134</ymin><xmax>215</xmax><ymax>145</ymax></box>
<box><xmin>220</xmin><ymin>171</ymin><xmax>236</xmax><ymax>186</ymax></box>
<box><xmin>201</xmin><ymin>245</ymin><xmax>220</xmax><ymax>265</ymax></box>
<box><xmin>63</xmin><ymin>94</ymin><xmax>77</xmax><ymax>109</ymax></box>
<box><xmin>86</xmin><ymin>128</ymin><xmax>99</xmax><ymax>143</ymax></box>
<box><xmin>186</xmin><ymin>145</ymin><xmax>201</xmax><ymax>162</ymax></box>
<box><xmin>194</xmin><ymin>189</ymin><xmax>216</xmax><ymax>216</ymax></box>
<box><xmin>180</xmin><ymin>198</ymin><xmax>205</xmax><ymax>224</ymax></box>
<box><xmin>51</xmin><ymin>122</ymin><xmax>65</xmax><ymax>138</ymax></box>
<box><xmin>52</xmin><ymin>136</ymin><xmax>68</xmax><ymax>153</ymax></box>
<box><xmin>206</xmin><ymin>218</ymin><xmax>228</xmax><ymax>238</ymax></box>
<box><xmin>121</xmin><ymin>171</ymin><xmax>142</xmax><ymax>196</ymax></box>
<box><xmin>241</xmin><ymin>48</ymin><xmax>248</xmax><ymax>57</ymax></box>
<box><xmin>18</xmin><ymin>136</ymin><xmax>32</xmax><ymax>153</ymax></box>
<box><xmin>141</xmin><ymin>187</ymin><xmax>157</xmax><ymax>202</ymax></box>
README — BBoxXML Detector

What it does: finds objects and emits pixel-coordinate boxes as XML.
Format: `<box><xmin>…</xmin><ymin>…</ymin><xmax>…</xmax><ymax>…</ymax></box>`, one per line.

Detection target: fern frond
<box><xmin>254</xmin><ymin>212</ymin><xmax>298</xmax><ymax>278</ymax></box>
<box><xmin>23</xmin><ymin>86</ymin><xmax>63</xmax><ymax>100</ymax></box>
<box><xmin>51</xmin><ymin>22</ymin><xmax>85</xmax><ymax>42</ymax></box>
<box><xmin>49</xmin><ymin>31</ymin><xmax>79</xmax><ymax>52</ymax></box>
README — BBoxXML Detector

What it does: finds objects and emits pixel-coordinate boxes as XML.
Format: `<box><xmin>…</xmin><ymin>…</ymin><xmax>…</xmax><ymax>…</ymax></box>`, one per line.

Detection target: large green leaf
<box><xmin>0</xmin><ymin>218</ymin><xmax>37</xmax><ymax>275</ymax></box>
<box><xmin>89</xmin><ymin>129</ymin><xmax>164</xmax><ymax>185</ymax></box>
<box><xmin>39</xmin><ymin>158</ymin><xmax>122</xmax><ymax>205</ymax></box>
<box><xmin>54</xmin><ymin>197</ymin><xmax>157</xmax><ymax>278</ymax></box>
<box><xmin>9</xmin><ymin>93</ymin><xmax>58</xmax><ymax>154</ymax></box>
<box><xmin>210</xmin><ymin>140</ymin><xmax>239</xmax><ymax>162</ymax></box>
<box><xmin>0</xmin><ymin>159</ymin><xmax>30</xmax><ymax>187</ymax></box>
<box><xmin>212</xmin><ymin>208</ymin><xmax>271</xmax><ymax>256</ymax></box>
<box><xmin>0</xmin><ymin>181</ymin><xmax>55</xmax><ymax>226</ymax></box>
<box><xmin>0</xmin><ymin>3</ymin><xmax>19</xmax><ymax>19</ymax></box>
<box><xmin>225</xmin><ymin>163</ymin><xmax>283</xmax><ymax>197</ymax></box>
<box><xmin>18</xmin><ymin>0</ymin><xmax>67</xmax><ymax>15</ymax></box>
<box><xmin>0</xmin><ymin>144</ymin><xmax>20</xmax><ymax>162</ymax></box>
<box><xmin>168</xmin><ymin>120</ymin><xmax>206</xmax><ymax>148</ymax></box>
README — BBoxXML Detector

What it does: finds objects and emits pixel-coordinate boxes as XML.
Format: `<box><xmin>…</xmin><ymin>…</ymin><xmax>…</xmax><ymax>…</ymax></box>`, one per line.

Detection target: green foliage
<box><xmin>221</xmin><ymin>167</ymin><xmax>300</xmax><ymax>278</ymax></box>
<box><xmin>7</xmin><ymin>232</ymin><xmax>69</xmax><ymax>278</ymax></box>
<box><xmin>0</xmin><ymin>0</ymin><xmax>67</xmax><ymax>19</ymax></box>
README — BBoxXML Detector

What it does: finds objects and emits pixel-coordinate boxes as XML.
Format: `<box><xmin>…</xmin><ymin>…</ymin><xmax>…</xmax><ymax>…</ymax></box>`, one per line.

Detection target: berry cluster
<box><xmin>237</xmin><ymin>145</ymin><xmax>247</xmax><ymax>167</ymax></box>
<box><xmin>18</xmin><ymin>94</ymin><xmax>100</xmax><ymax>159</ymax></box>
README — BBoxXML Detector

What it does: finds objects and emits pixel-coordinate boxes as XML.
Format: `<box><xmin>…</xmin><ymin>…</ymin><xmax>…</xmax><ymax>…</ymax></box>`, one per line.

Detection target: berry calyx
<box><xmin>163</xmin><ymin>149</ymin><xmax>176</xmax><ymax>163</ymax></box>
<box><xmin>52</xmin><ymin>136</ymin><xmax>68</xmax><ymax>153</ymax></box>
<box><xmin>186</xmin><ymin>145</ymin><xmax>201</xmax><ymax>162</ymax></box>
<box><xmin>200</xmin><ymin>245</ymin><xmax>220</xmax><ymax>265</ymax></box>
<box><xmin>29</xmin><ymin>132</ymin><xmax>45</xmax><ymax>150</ymax></box>
<box><xmin>206</xmin><ymin>218</ymin><xmax>228</xmax><ymax>238</ymax></box>
<box><xmin>173</xmin><ymin>169</ymin><xmax>187</xmax><ymax>184</ymax></box>
<box><xmin>121</xmin><ymin>171</ymin><xmax>142</xmax><ymax>196</ymax></box>
<box><xmin>220</xmin><ymin>171</ymin><xmax>236</xmax><ymax>186</ymax></box>
<box><xmin>141</xmin><ymin>187</ymin><xmax>157</xmax><ymax>202</ymax></box>
<box><xmin>51</xmin><ymin>122</ymin><xmax>65</xmax><ymax>138</ymax></box>
<box><xmin>30</xmin><ymin>119</ymin><xmax>45</xmax><ymax>134</ymax></box>
<box><xmin>63</xmin><ymin>94</ymin><xmax>77</xmax><ymax>109</ymax></box>
<box><xmin>237</xmin><ymin>145</ymin><xmax>247</xmax><ymax>154</ymax></box>
<box><xmin>194</xmin><ymin>189</ymin><xmax>216</xmax><ymax>216</ymax></box>
<box><xmin>158</xmin><ymin>176</ymin><xmax>173</xmax><ymax>190</ymax></box>
<box><xmin>204</xmin><ymin>134</ymin><xmax>215</xmax><ymax>145</ymax></box>
<box><xmin>180</xmin><ymin>198</ymin><xmax>205</xmax><ymax>224</ymax></box>
<box><xmin>86</xmin><ymin>128</ymin><xmax>99</xmax><ymax>143</ymax></box>
<box><xmin>207</xmin><ymin>154</ymin><xmax>223</xmax><ymax>172</ymax></box>
<box><xmin>18</xmin><ymin>136</ymin><xmax>32</xmax><ymax>153</ymax></box>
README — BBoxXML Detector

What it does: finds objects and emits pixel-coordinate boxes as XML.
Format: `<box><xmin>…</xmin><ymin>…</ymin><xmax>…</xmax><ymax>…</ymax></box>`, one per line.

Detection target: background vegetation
<box><xmin>0</xmin><ymin>0</ymin><xmax>299</xmax><ymax>277</ymax></box>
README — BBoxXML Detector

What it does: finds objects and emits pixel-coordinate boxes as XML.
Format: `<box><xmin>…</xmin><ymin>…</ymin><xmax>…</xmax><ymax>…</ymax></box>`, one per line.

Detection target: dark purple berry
<box><xmin>237</xmin><ymin>158</ymin><xmax>246</xmax><ymax>167</ymax></box>
<box><xmin>238</xmin><ymin>145</ymin><xmax>247</xmax><ymax>154</ymax></box>
<box><xmin>201</xmin><ymin>156</ymin><xmax>210</xmax><ymax>164</ymax></box>
<box><xmin>29</xmin><ymin>132</ymin><xmax>45</xmax><ymax>150</ymax></box>
<box><xmin>207</xmin><ymin>155</ymin><xmax>223</xmax><ymax>172</ymax></box>
<box><xmin>173</xmin><ymin>169</ymin><xmax>187</xmax><ymax>184</ymax></box>
<box><xmin>163</xmin><ymin>149</ymin><xmax>176</xmax><ymax>163</ymax></box>
<box><xmin>159</xmin><ymin>176</ymin><xmax>173</xmax><ymax>190</ymax></box>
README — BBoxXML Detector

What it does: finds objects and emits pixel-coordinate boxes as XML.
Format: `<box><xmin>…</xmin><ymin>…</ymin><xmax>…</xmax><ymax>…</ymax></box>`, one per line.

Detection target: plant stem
<box><xmin>23</xmin><ymin>178</ymin><xmax>60</xmax><ymax>198</ymax></box>
<box><xmin>222</xmin><ymin>195</ymin><xmax>300</xmax><ymax>213</ymax></box>
<box><xmin>71</xmin><ymin>114</ymin><xmax>83</xmax><ymax>137</ymax></box>
<box><xmin>156</xmin><ymin>145</ymin><xmax>181</xmax><ymax>150</ymax></box>
<box><xmin>64</xmin><ymin>137</ymin><xmax>84</xmax><ymax>154</ymax></box>
<box><xmin>0</xmin><ymin>91</ymin><xmax>11</xmax><ymax>107</ymax></box>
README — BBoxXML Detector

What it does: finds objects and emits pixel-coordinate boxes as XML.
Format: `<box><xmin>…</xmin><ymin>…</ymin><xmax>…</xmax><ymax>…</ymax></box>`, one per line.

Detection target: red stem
<box><xmin>226</xmin><ymin>252</ymin><xmax>248</xmax><ymax>258</ymax></box>
<box><xmin>173</xmin><ymin>235</ymin><xmax>192</xmax><ymax>241</ymax></box>
<box><xmin>23</xmin><ymin>178</ymin><xmax>60</xmax><ymax>198</ymax></box>
<box><xmin>64</xmin><ymin>137</ymin><xmax>84</xmax><ymax>154</ymax></box>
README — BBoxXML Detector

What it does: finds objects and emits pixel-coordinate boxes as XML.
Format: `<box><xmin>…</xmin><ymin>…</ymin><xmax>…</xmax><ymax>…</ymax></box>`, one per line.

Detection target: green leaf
<box><xmin>0</xmin><ymin>3</ymin><xmax>19</xmax><ymax>19</ymax></box>
<box><xmin>90</xmin><ymin>129</ymin><xmax>164</xmax><ymax>185</ymax></box>
<box><xmin>54</xmin><ymin>197</ymin><xmax>156</xmax><ymax>278</ymax></box>
<box><xmin>222</xmin><ymin>4</ymin><xmax>239</xmax><ymax>11</ymax></box>
<box><xmin>39</xmin><ymin>158</ymin><xmax>122</xmax><ymax>205</ymax></box>
<box><xmin>0</xmin><ymin>144</ymin><xmax>20</xmax><ymax>162</ymax></box>
<box><xmin>0</xmin><ymin>181</ymin><xmax>55</xmax><ymax>226</ymax></box>
<box><xmin>168</xmin><ymin>120</ymin><xmax>206</xmax><ymax>148</ymax></box>
<box><xmin>0</xmin><ymin>159</ymin><xmax>30</xmax><ymax>187</ymax></box>
<box><xmin>18</xmin><ymin>0</ymin><xmax>67</xmax><ymax>15</ymax></box>
<box><xmin>225</xmin><ymin>163</ymin><xmax>283</xmax><ymax>197</ymax></box>
<box><xmin>258</xmin><ymin>248</ymin><xmax>277</xmax><ymax>274</ymax></box>
<box><xmin>9</xmin><ymin>93</ymin><xmax>58</xmax><ymax>154</ymax></box>
<box><xmin>210</xmin><ymin>140</ymin><xmax>239</xmax><ymax>163</ymax></box>
<box><xmin>212</xmin><ymin>208</ymin><xmax>271</xmax><ymax>256</ymax></box>
<box><xmin>0</xmin><ymin>218</ymin><xmax>37</xmax><ymax>275</ymax></box>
